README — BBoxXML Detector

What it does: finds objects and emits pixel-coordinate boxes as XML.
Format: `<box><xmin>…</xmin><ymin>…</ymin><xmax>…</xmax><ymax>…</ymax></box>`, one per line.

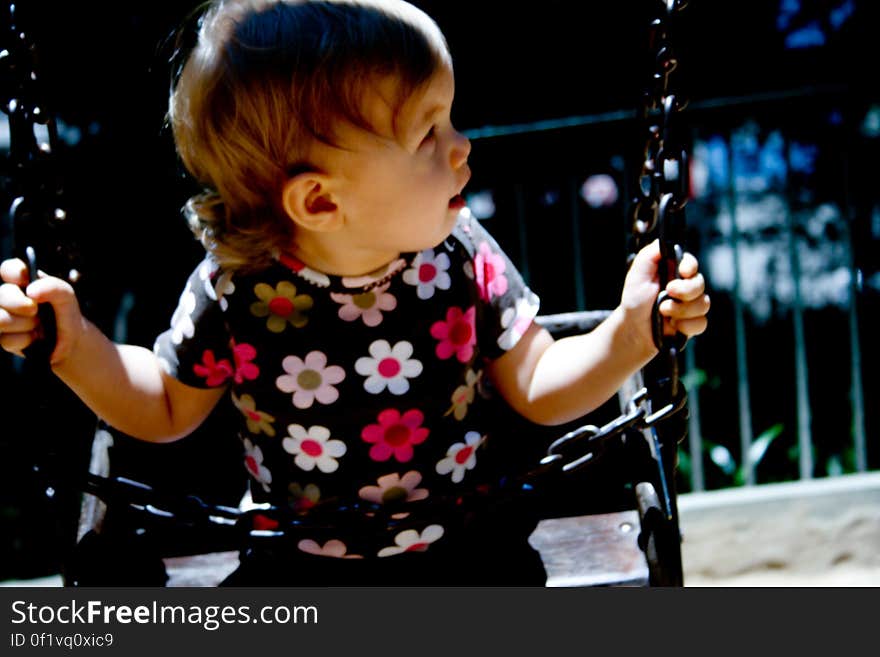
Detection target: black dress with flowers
<box><xmin>154</xmin><ymin>209</ymin><xmax>541</xmax><ymax>569</ymax></box>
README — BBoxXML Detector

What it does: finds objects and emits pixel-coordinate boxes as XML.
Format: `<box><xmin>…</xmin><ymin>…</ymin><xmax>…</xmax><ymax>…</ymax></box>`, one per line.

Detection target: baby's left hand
<box><xmin>621</xmin><ymin>240</ymin><xmax>709</xmax><ymax>352</ymax></box>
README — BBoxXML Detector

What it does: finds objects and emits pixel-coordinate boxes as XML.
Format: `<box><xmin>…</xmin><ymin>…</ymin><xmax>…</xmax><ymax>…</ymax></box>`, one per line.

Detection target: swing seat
<box><xmin>65</xmin><ymin>311</ymin><xmax>685</xmax><ymax>587</ymax></box>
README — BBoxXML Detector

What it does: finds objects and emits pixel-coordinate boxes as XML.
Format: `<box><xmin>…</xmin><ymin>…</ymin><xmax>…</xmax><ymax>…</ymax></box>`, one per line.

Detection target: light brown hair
<box><xmin>169</xmin><ymin>0</ymin><xmax>450</xmax><ymax>271</ymax></box>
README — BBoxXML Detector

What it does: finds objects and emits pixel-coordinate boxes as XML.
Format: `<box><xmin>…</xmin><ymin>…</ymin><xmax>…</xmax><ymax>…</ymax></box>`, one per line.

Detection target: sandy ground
<box><xmin>685</xmin><ymin>566</ymin><xmax>880</xmax><ymax>587</ymax></box>
<box><xmin>7</xmin><ymin>568</ymin><xmax>879</xmax><ymax>587</ymax></box>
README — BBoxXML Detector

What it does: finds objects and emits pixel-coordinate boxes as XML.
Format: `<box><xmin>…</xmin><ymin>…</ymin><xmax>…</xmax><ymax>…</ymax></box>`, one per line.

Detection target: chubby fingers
<box><xmin>660</xmin><ymin>294</ymin><xmax>710</xmax><ymax>338</ymax></box>
<box><xmin>0</xmin><ymin>258</ymin><xmax>30</xmax><ymax>287</ymax></box>
<box><xmin>665</xmin><ymin>273</ymin><xmax>706</xmax><ymax>304</ymax></box>
<box><xmin>676</xmin><ymin>251</ymin><xmax>699</xmax><ymax>279</ymax></box>
<box><xmin>663</xmin><ymin>251</ymin><xmax>705</xmax><ymax>302</ymax></box>
<box><xmin>659</xmin><ymin>252</ymin><xmax>710</xmax><ymax>336</ymax></box>
<box><xmin>0</xmin><ymin>283</ymin><xmax>40</xmax><ymax>357</ymax></box>
<box><xmin>0</xmin><ymin>279</ymin><xmax>38</xmax><ymax>315</ymax></box>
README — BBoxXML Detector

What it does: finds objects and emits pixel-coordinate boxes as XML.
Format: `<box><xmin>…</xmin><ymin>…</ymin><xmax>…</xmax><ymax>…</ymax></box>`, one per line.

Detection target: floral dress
<box><xmin>154</xmin><ymin>209</ymin><xmax>540</xmax><ymax>561</ymax></box>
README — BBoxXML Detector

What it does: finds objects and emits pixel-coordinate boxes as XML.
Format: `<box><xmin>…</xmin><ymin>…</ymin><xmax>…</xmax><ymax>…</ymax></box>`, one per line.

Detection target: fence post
<box><xmin>685</xmin><ymin>344</ymin><xmax>705</xmax><ymax>491</ymax></box>
<box><xmin>726</xmin><ymin>130</ymin><xmax>756</xmax><ymax>485</ymax></box>
<box><xmin>512</xmin><ymin>183</ymin><xmax>531</xmax><ymax>286</ymax></box>
<box><xmin>783</xmin><ymin>138</ymin><xmax>813</xmax><ymax>481</ymax></box>
<box><xmin>569</xmin><ymin>176</ymin><xmax>586</xmax><ymax>312</ymax></box>
<box><xmin>840</xmin><ymin>141</ymin><xmax>867</xmax><ymax>473</ymax></box>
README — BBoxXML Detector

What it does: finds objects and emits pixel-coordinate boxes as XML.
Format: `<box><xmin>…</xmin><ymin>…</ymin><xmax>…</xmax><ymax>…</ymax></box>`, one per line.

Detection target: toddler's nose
<box><xmin>450</xmin><ymin>130</ymin><xmax>471</xmax><ymax>169</ymax></box>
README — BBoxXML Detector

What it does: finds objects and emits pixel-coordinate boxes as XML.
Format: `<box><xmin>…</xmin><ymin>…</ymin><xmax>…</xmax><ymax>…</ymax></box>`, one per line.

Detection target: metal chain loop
<box><xmin>2</xmin><ymin>4</ymin><xmax>85</xmax><ymax>360</ymax></box>
<box><xmin>538</xmin><ymin>0</ymin><xmax>694</xmax><ymax>478</ymax></box>
<box><xmin>631</xmin><ymin>0</ymin><xmax>690</xmax><ymax>383</ymax></box>
<box><xmin>539</xmin><ymin>384</ymin><xmax>687</xmax><ymax>474</ymax></box>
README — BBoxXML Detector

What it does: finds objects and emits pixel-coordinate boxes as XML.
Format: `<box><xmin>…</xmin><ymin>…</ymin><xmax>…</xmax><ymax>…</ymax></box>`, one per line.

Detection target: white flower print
<box><xmin>297</xmin><ymin>539</ymin><xmax>363</xmax><ymax>559</ymax></box>
<box><xmin>169</xmin><ymin>280</ymin><xmax>196</xmax><ymax>345</ymax></box>
<box><xmin>355</xmin><ymin>340</ymin><xmax>423</xmax><ymax>395</ymax></box>
<box><xmin>282</xmin><ymin>424</ymin><xmax>347</xmax><ymax>473</ymax></box>
<box><xmin>243</xmin><ymin>437</ymin><xmax>272</xmax><ymax>492</ymax></box>
<box><xmin>358</xmin><ymin>471</ymin><xmax>429</xmax><ymax>505</ymax></box>
<box><xmin>276</xmin><ymin>351</ymin><xmax>346</xmax><ymax>409</ymax></box>
<box><xmin>436</xmin><ymin>431</ymin><xmax>485</xmax><ymax>483</ymax></box>
<box><xmin>497</xmin><ymin>292</ymin><xmax>541</xmax><ymax>351</ymax></box>
<box><xmin>330</xmin><ymin>282</ymin><xmax>397</xmax><ymax>327</ymax></box>
<box><xmin>198</xmin><ymin>258</ymin><xmax>236</xmax><ymax>311</ymax></box>
<box><xmin>155</xmin><ymin>352</ymin><xmax>174</xmax><ymax>377</ymax></box>
<box><xmin>377</xmin><ymin>525</ymin><xmax>445</xmax><ymax>557</ymax></box>
<box><xmin>402</xmin><ymin>249</ymin><xmax>451</xmax><ymax>300</ymax></box>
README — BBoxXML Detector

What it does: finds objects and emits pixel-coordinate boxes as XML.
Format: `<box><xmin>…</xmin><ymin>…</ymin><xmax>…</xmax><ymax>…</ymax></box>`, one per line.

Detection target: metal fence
<box><xmin>461</xmin><ymin>84</ymin><xmax>878</xmax><ymax>493</ymax></box>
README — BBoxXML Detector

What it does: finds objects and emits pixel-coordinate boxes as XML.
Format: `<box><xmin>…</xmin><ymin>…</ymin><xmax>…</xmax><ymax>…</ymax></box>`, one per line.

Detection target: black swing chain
<box><xmin>633</xmin><ymin>0</ymin><xmax>690</xmax><ymax>378</ymax></box>
<box><xmin>538</xmin><ymin>0</ymin><xmax>691</xmax><ymax>475</ymax></box>
<box><xmin>1</xmin><ymin>2</ymin><xmax>81</xmax><ymax>361</ymax></box>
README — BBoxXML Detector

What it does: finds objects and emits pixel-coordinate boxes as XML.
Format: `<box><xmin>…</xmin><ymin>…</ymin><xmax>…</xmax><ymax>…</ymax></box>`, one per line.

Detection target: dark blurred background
<box><xmin>2</xmin><ymin>1</ymin><xmax>877</xmax><ymax>581</ymax></box>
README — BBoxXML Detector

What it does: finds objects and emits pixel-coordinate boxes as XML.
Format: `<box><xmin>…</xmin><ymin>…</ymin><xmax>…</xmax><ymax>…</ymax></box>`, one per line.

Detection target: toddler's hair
<box><xmin>169</xmin><ymin>0</ymin><xmax>450</xmax><ymax>271</ymax></box>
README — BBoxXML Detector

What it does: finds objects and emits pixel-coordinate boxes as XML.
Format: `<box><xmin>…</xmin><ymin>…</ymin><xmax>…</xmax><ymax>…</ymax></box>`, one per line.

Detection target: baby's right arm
<box><xmin>0</xmin><ymin>258</ymin><xmax>225</xmax><ymax>442</ymax></box>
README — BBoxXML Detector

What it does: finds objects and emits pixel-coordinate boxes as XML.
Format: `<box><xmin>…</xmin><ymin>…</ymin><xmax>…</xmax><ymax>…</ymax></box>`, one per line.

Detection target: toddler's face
<box><xmin>322</xmin><ymin>64</ymin><xmax>471</xmax><ymax>260</ymax></box>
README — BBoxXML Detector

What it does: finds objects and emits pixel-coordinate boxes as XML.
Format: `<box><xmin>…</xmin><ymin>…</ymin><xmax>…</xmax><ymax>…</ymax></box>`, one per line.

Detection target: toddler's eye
<box><xmin>420</xmin><ymin>126</ymin><xmax>437</xmax><ymax>147</ymax></box>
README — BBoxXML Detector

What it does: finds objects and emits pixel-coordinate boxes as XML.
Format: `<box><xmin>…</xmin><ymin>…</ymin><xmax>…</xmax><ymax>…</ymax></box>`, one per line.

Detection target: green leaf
<box><xmin>681</xmin><ymin>368</ymin><xmax>708</xmax><ymax>391</ymax></box>
<box><xmin>747</xmin><ymin>423</ymin><xmax>784</xmax><ymax>468</ymax></box>
<box><xmin>826</xmin><ymin>455</ymin><xmax>844</xmax><ymax>477</ymax></box>
<box><xmin>709</xmin><ymin>444</ymin><xmax>736</xmax><ymax>476</ymax></box>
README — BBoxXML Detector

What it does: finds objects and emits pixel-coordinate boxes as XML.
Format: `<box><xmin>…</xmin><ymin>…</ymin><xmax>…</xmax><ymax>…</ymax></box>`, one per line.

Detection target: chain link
<box><xmin>2</xmin><ymin>3</ymin><xmax>81</xmax><ymax>360</ymax></box>
<box><xmin>631</xmin><ymin>0</ymin><xmax>691</xmax><ymax>395</ymax></box>
<box><xmin>540</xmin><ymin>0</ymin><xmax>693</xmax><ymax>473</ymax></box>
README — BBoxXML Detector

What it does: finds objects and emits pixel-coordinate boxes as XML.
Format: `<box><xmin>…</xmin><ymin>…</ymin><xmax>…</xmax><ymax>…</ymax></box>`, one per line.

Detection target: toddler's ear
<box><xmin>281</xmin><ymin>172</ymin><xmax>342</xmax><ymax>232</ymax></box>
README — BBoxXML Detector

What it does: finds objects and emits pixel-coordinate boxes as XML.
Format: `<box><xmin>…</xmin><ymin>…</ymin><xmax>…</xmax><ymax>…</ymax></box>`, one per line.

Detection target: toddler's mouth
<box><xmin>448</xmin><ymin>194</ymin><xmax>466</xmax><ymax>210</ymax></box>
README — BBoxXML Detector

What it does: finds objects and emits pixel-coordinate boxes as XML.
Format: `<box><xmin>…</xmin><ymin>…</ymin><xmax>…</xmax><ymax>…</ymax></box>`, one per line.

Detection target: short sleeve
<box><xmin>455</xmin><ymin>210</ymin><xmax>541</xmax><ymax>361</ymax></box>
<box><xmin>153</xmin><ymin>256</ymin><xmax>235</xmax><ymax>388</ymax></box>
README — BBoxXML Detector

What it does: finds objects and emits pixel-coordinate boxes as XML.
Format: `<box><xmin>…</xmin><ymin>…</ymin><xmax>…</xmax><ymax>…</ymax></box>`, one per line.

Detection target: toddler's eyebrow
<box><xmin>414</xmin><ymin>103</ymin><xmax>444</xmax><ymax>133</ymax></box>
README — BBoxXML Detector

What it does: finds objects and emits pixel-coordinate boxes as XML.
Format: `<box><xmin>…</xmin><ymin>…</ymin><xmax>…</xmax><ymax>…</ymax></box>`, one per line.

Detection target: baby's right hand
<box><xmin>0</xmin><ymin>258</ymin><xmax>84</xmax><ymax>365</ymax></box>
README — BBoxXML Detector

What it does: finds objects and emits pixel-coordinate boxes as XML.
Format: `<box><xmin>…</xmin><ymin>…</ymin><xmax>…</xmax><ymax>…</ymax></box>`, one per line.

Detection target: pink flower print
<box><xmin>402</xmin><ymin>249</ymin><xmax>451</xmax><ymax>300</ymax></box>
<box><xmin>232</xmin><ymin>393</ymin><xmax>276</xmax><ymax>436</ymax></box>
<box><xmin>358</xmin><ymin>471</ymin><xmax>429</xmax><ymax>505</ymax></box>
<box><xmin>282</xmin><ymin>424</ymin><xmax>347</xmax><ymax>473</ymax></box>
<box><xmin>444</xmin><ymin>369</ymin><xmax>483</xmax><ymax>420</ymax></box>
<box><xmin>355</xmin><ymin>340</ymin><xmax>422</xmax><ymax>395</ymax></box>
<box><xmin>193</xmin><ymin>349</ymin><xmax>234</xmax><ymax>387</ymax></box>
<box><xmin>497</xmin><ymin>293</ymin><xmax>540</xmax><ymax>350</ymax></box>
<box><xmin>436</xmin><ymin>431</ymin><xmax>485</xmax><ymax>483</ymax></box>
<box><xmin>377</xmin><ymin>525</ymin><xmax>444</xmax><ymax>557</ymax></box>
<box><xmin>361</xmin><ymin>409</ymin><xmax>429</xmax><ymax>463</ymax></box>
<box><xmin>330</xmin><ymin>282</ymin><xmax>397</xmax><ymax>327</ymax></box>
<box><xmin>252</xmin><ymin>514</ymin><xmax>279</xmax><ymax>531</ymax></box>
<box><xmin>430</xmin><ymin>306</ymin><xmax>477</xmax><ymax>362</ymax></box>
<box><xmin>474</xmin><ymin>241</ymin><xmax>509</xmax><ymax>301</ymax></box>
<box><xmin>276</xmin><ymin>350</ymin><xmax>346</xmax><ymax>409</ymax></box>
<box><xmin>231</xmin><ymin>341</ymin><xmax>260</xmax><ymax>384</ymax></box>
<box><xmin>298</xmin><ymin>539</ymin><xmax>363</xmax><ymax>559</ymax></box>
<box><xmin>287</xmin><ymin>482</ymin><xmax>321</xmax><ymax>512</ymax></box>
<box><xmin>250</xmin><ymin>281</ymin><xmax>314</xmax><ymax>332</ymax></box>
<box><xmin>243</xmin><ymin>438</ymin><xmax>272</xmax><ymax>492</ymax></box>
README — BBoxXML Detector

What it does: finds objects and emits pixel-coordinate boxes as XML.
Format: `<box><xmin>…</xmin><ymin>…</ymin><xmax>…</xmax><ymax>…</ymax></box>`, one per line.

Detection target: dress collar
<box><xmin>276</xmin><ymin>252</ymin><xmax>413</xmax><ymax>293</ymax></box>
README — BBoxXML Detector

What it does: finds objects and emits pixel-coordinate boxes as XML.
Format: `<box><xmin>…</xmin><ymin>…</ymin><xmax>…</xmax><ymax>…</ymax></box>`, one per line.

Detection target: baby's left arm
<box><xmin>487</xmin><ymin>240</ymin><xmax>709</xmax><ymax>426</ymax></box>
